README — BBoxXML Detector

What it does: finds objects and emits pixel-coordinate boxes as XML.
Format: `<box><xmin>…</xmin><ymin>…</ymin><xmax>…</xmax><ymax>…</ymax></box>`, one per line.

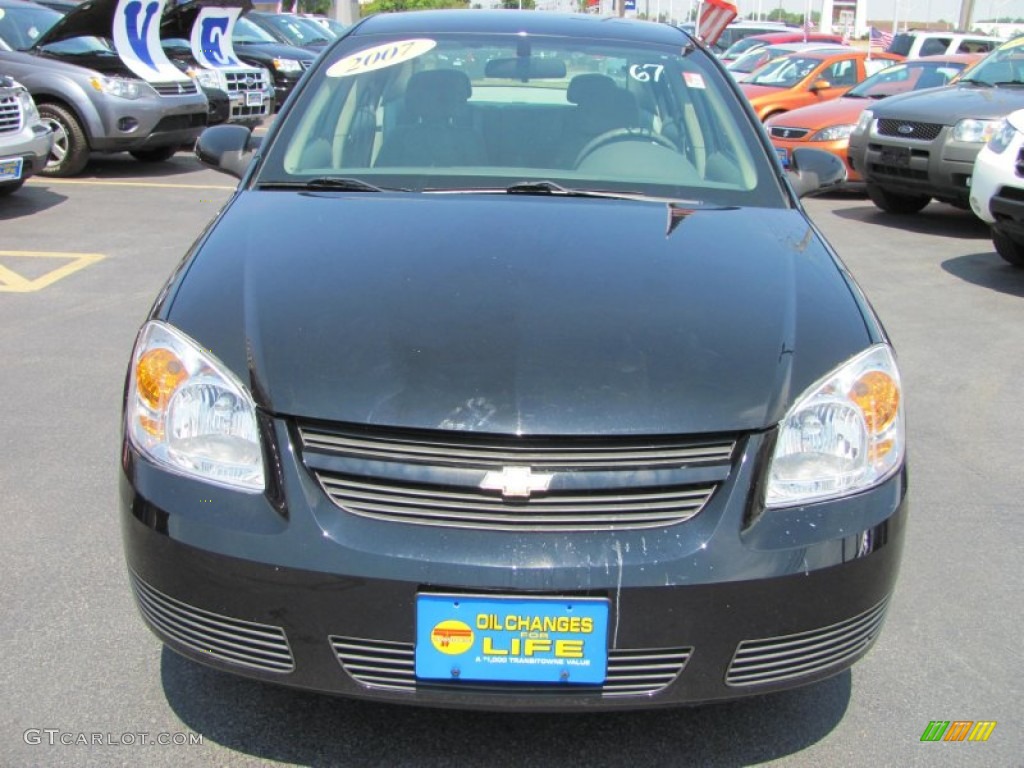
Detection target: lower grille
<box><xmin>0</xmin><ymin>92</ymin><xmax>21</xmax><ymax>134</ymax></box>
<box><xmin>331</xmin><ymin>636</ymin><xmax>691</xmax><ymax>697</ymax></box>
<box><xmin>726</xmin><ymin>598</ymin><xmax>889</xmax><ymax>686</ymax></box>
<box><xmin>130</xmin><ymin>572</ymin><xmax>295</xmax><ymax>673</ymax></box>
<box><xmin>868</xmin><ymin>162</ymin><xmax>929</xmax><ymax>182</ymax></box>
<box><xmin>876</xmin><ymin>119</ymin><xmax>942</xmax><ymax>141</ymax></box>
<box><xmin>152</xmin><ymin>113</ymin><xmax>207</xmax><ymax>132</ymax></box>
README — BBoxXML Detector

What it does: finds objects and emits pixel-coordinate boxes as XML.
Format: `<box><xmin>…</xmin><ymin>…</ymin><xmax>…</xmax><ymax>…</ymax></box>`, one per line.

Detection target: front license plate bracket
<box><xmin>415</xmin><ymin>594</ymin><xmax>610</xmax><ymax>685</ymax></box>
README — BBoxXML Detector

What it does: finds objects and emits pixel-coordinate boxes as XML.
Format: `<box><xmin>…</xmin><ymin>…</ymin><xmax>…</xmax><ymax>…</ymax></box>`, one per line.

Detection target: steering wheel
<box><xmin>574</xmin><ymin>128</ymin><xmax>679</xmax><ymax>168</ymax></box>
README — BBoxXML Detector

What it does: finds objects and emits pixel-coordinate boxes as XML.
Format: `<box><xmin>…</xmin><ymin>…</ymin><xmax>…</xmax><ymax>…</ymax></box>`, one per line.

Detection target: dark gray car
<box><xmin>849</xmin><ymin>35</ymin><xmax>1024</xmax><ymax>214</ymax></box>
<box><xmin>0</xmin><ymin>0</ymin><xmax>208</xmax><ymax>176</ymax></box>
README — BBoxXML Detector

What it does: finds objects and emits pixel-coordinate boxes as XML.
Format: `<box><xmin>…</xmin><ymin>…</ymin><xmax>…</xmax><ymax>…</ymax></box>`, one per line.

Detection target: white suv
<box><xmin>887</xmin><ymin>31</ymin><xmax>1001</xmax><ymax>58</ymax></box>
<box><xmin>970</xmin><ymin>108</ymin><xmax>1024</xmax><ymax>267</ymax></box>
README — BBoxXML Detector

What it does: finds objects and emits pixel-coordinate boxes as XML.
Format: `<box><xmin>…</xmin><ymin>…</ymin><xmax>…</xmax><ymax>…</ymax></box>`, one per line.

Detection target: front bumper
<box><xmin>850</xmin><ymin>125</ymin><xmax>981</xmax><ymax>205</ymax></box>
<box><xmin>970</xmin><ymin>141</ymin><xmax>1024</xmax><ymax>225</ymax></box>
<box><xmin>0</xmin><ymin>122</ymin><xmax>52</xmax><ymax>182</ymax></box>
<box><xmin>120</xmin><ymin>421</ymin><xmax>908</xmax><ymax>711</ymax></box>
<box><xmin>89</xmin><ymin>92</ymin><xmax>209</xmax><ymax>152</ymax></box>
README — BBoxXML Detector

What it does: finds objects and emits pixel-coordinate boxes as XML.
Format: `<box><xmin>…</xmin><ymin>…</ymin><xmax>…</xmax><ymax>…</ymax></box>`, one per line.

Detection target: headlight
<box><xmin>15</xmin><ymin>86</ymin><xmax>39</xmax><ymax>122</ymax></box>
<box><xmin>272</xmin><ymin>58</ymin><xmax>302</xmax><ymax>73</ymax></box>
<box><xmin>952</xmin><ymin>118</ymin><xmax>1000</xmax><ymax>143</ymax></box>
<box><xmin>809</xmin><ymin>124</ymin><xmax>856</xmax><ymax>142</ymax></box>
<box><xmin>192</xmin><ymin>68</ymin><xmax>223</xmax><ymax>90</ymax></box>
<box><xmin>765</xmin><ymin>345</ymin><xmax>904</xmax><ymax>508</ymax></box>
<box><xmin>985</xmin><ymin>118</ymin><xmax>1019</xmax><ymax>154</ymax></box>
<box><xmin>127</xmin><ymin>321</ymin><xmax>264</xmax><ymax>492</ymax></box>
<box><xmin>89</xmin><ymin>76</ymin><xmax>144</xmax><ymax>100</ymax></box>
<box><xmin>855</xmin><ymin>109</ymin><xmax>874</xmax><ymax>134</ymax></box>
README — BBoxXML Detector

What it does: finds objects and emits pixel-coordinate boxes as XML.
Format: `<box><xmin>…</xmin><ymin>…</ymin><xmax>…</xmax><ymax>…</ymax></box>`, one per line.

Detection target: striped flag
<box><xmin>697</xmin><ymin>0</ymin><xmax>738</xmax><ymax>48</ymax></box>
<box><xmin>870</xmin><ymin>26</ymin><xmax>894</xmax><ymax>52</ymax></box>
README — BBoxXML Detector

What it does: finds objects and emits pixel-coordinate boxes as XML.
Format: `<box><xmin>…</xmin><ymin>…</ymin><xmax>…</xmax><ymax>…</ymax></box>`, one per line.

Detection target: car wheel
<box><xmin>130</xmin><ymin>146</ymin><xmax>179</xmax><ymax>163</ymax></box>
<box><xmin>866</xmin><ymin>183</ymin><xmax>930</xmax><ymax>214</ymax></box>
<box><xmin>36</xmin><ymin>103</ymin><xmax>89</xmax><ymax>178</ymax></box>
<box><xmin>992</xmin><ymin>227</ymin><xmax>1024</xmax><ymax>268</ymax></box>
<box><xmin>0</xmin><ymin>180</ymin><xmax>26</xmax><ymax>196</ymax></box>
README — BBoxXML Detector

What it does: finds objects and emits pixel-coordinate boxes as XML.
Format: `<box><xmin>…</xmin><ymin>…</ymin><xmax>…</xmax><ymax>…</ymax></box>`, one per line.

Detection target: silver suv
<box><xmin>0</xmin><ymin>75</ymin><xmax>52</xmax><ymax>195</ymax></box>
<box><xmin>0</xmin><ymin>0</ymin><xmax>208</xmax><ymax>176</ymax></box>
<box><xmin>849</xmin><ymin>36</ymin><xmax>1024</xmax><ymax>214</ymax></box>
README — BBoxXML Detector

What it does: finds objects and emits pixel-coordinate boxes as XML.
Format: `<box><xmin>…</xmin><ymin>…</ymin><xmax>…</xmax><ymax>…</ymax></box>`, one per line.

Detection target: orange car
<box><xmin>765</xmin><ymin>54</ymin><xmax>982</xmax><ymax>182</ymax></box>
<box><xmin>740</xmin><ymin>50</ymin><xmax>903</xmax><ymax>121</ymax></box>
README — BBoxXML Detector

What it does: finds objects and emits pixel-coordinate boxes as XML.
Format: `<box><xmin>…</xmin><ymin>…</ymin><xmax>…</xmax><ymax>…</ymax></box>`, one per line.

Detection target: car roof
<box><xmin>768</xmin><ymin>42</ymin><xmax>849</xmax><ymax>52</ymax></box>
<box><xmin>351</xmin><ymin>10</ymin><xmax>689</xmax><ymax>46</ymax></box>
<box><xmin>745</xmin><ymin>31</ymin><xmax>842</xmax><ymax>43</ymax></box>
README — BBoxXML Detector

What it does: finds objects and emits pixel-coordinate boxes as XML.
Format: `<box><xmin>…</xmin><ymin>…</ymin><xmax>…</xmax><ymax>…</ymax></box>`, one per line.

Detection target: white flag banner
<box><xmin>112</xmin><ymin>0</ymin><xmax>190</xmax><ymax>82</ymax></box>
<box><xmin>190</xmin><ymin>6</ymin><xmax>243</xmax><ymax>69</ymax></box>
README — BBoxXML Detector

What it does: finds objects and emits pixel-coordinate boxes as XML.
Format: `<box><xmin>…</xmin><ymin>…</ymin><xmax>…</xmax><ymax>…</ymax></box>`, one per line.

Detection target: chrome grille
<box><xmin>300</xmin><ymin>424</ymin><xmax>733</xmax><ymax>532</ymax></box>
<box><xmin>298</xmin><ymin>426</ymin><xmax>734</xmax><ymax>470</ymax></box>
<box><xmin>876</xmin><ymin>119</ymin><xmax>942</xmax><ymax>141</ymax></box>
<box><xmin>316</xmin><ymin>473</ymin><xmax>715</xmax><ymax>531</ymax></box>
<box><xmin>130</xmin><ymin>572</ymin><xmax>295</xmax><ymax>673</ymax></box>
<box><xmin>331</xmin><ymin>636</ymin><xmax>691</xmax><ymax>697</ymax></box>
<box><xmin>726</xmin><ymin>598</ymin><xmax>889</xmax><ymax>687</ymax></box>
<box><xmin>152</xmin><ymin>80</ymin><xmax>200</xmax><ymax>96</ymax></box>
<box><xmin>0</xmin><ymin>91</ymin><xmax>22</xmax><ymax>134</ymax></box>
<box><xmin>769</xmin><ymin>126</ymin><xmax>810</xmax><ymax>140</ymax></box>
<box><xmin>223</xmin><ymin>69</ymin><xmax>270</xmax><ymax>93</ymax></box>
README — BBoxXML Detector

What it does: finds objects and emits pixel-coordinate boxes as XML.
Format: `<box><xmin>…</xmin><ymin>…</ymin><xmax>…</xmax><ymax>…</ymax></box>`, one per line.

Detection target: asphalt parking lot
<box><xmin>1</xmin><ymin>152</ymin><xmax>1022</xmax><ymax>767</ymax></box>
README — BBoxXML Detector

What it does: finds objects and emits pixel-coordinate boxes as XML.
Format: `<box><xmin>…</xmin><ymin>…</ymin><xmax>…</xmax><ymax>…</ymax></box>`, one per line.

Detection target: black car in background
<box><xmin>245</xmin><ymin>10</ymin><xmax>333</xmax><ymax>53</ymax></box>
<box><xmin>231</xmin><ymin>14</ymin><xmax>314</xmax><ymax>109</ymax></box>
<box><xmin>122</xmin><ymin>10</ymin><xmax>907</xmax><ymax>711</ymax></box>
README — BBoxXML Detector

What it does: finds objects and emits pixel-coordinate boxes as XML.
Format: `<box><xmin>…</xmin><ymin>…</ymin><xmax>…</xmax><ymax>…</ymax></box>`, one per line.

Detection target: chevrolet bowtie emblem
<box><xmin>479</xmin><ymin>466</ymin><xmax>553</xmax><ymax>498</ymax></box>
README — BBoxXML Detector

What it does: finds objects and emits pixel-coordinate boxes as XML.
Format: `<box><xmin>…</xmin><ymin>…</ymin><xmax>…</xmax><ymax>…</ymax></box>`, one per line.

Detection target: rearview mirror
<box><xmin>195</xmin><ymin>125</ymin><xmax>262</xmax><ymax>179</ymax></box>
<box><xmin>484</xmin><ymin>57</ymin><xmax>567</xmax><ymax>80</ymax></box>
<box><xmin>787</xmin><ymin>148</ymin><xmax>846</xmax><ymax>197</ymax></box>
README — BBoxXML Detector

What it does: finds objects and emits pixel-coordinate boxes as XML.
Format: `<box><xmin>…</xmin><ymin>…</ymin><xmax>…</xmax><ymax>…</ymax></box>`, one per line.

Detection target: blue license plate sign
<box><xmin>416</xmin><ymin>594</ymin><xmax>609</xmax><ymax>685</ymax></box>
<box><xmin>0</xmin><ymin>157</ymin><xmax>23</xmax><ymax>182</ymax></box>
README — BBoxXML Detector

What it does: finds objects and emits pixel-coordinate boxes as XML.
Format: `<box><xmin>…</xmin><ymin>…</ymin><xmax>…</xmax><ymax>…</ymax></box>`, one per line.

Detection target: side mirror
<box><xmin>787</xmin><ymin>147</ymin><xmax>847</xmax><ymax>197</ymax></box>
<box><xmin>195</xmin><ymin>124</ymin><xmax>262</xmax><ymax>179</ymax></box>
<box><xmin>809</xmin><ymin>79</ymin><xmax>832</xmax><ymax>92</ymax></box>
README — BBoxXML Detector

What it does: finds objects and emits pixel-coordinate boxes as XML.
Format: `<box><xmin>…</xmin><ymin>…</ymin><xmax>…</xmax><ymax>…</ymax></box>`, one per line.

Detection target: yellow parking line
<box><xmin>26</xmin><ymin>178</ymin><xmax>235</xmax><ymax>191</ymax></box>
<box><xmin>0</xmin><ymin>250</ymin><xmax>105</xmax><ymax>293</ymax></box>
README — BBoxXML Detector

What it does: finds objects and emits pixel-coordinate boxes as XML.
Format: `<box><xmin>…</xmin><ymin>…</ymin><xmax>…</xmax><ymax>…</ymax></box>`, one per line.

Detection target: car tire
<box><xmin>0</xmin><ymin>180</ymin><xmax>26</xmax><ymax>196</ymax></box>
<box><xmin>36</xmin><ymin>103</ymin><xmax>89</xmax><ymax>178</ymax></box>
<box><xmin>866</xmin><ymin>183</ymin><xmax>930</xmax><ymax>214</ymax></box>
<box><xmin>130</xmin><ymin>146</ymin><xmax>179</xmax><ymax>163</ymax></box>
<box><xmin>992</xmin><ymin>227</ymin><xmax>1024</xmax><ymax>268</ymax></box>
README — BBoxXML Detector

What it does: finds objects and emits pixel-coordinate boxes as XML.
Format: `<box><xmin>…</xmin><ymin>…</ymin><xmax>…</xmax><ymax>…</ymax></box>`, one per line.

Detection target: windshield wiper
<box><xmin>257</xmin><ymin>177</ymin><xmax>403</xmax><ymax>192</ymax></box>
<box><xmin>503</xmin><ymin>181</ymin><xmax>701</xmax><ymax>204</ymax></box>
<box><xmin>961</xmin><ymin>79</ymin><xmax>994</xmax><ymax>87</ymax></box>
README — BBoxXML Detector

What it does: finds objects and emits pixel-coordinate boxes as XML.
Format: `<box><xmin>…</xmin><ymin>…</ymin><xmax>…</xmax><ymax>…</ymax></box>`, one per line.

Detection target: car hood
<box><xmin>0</xmin><ymin>47</ymin><xmax>125</xmax><ymax>79</ymax></box>
<box><xmin>160</xmin><ymin>0</ymin><xmax>252</xmax><ymax>39</ymax></box>
<box><xmin>164</xmin><ymin>193</ymin><xmax>872</xmax><ymax>436</ymax></box>
<box><xmin>768</xmin><ymin>96</ymin><xmax>865</xmax><ymax>129</ymax></box>
<box><xmin>870</xmin><ymin>82</ymin><xmax>1024</xmax><ymax>123</ymax></box>
<box><xmin>32</xmin><ymin>0</ymin><xmax>123</xmax><ymax>48</ymax></box>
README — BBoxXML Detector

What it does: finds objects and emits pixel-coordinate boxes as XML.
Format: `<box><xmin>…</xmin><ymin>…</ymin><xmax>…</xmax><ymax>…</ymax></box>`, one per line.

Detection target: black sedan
<box><xmin>121</xmin><ymin>10</ymin><xmax>908</xmax><ymax>711</ymax></box>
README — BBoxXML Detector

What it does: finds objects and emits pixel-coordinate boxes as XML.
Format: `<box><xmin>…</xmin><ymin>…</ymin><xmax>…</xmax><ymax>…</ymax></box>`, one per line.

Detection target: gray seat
<box><xmin>557</xmin><ymin>74</ymin><xmax>641</xmax><ymax>167</ymax></box>
<box><xmin>375</xmin><ymin>69</ymin><xmax>488</xmax><ymax>168</ymax></box>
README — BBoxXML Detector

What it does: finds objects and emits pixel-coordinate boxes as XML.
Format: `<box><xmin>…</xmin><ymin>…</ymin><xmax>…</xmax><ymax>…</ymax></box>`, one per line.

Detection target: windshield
<box><xmin>847</xmin><ymin>59</ymin><xmax>968</xmax><ymax>98</ymax></box>
<box><xmin>256</xmin><ymin>14</ymin><xmax>331</xmax><ymax>46</ymax></box>
<box><xmin>748</xmin><ymin>55</ymin><xmax>823</xmax><ymax>87</ymax></box>
<box><xmin>257</xmin><ymin>32</ymin><xmax>782</xmax><ymax>208</ymax></box>
<box><xmin>234</xmin><ymin>16</ymin><xmax>277</xmax><ymax>44</ymax></box>
<box><xmin>0</xmin><ymin>5</ymin><xmax>61</xmax><ymax>50</ymax></box>
<box><xmin>40</xmin><ymin>35</ymin><xmax>117</xmax><ymax>56</ymax></box>
<box><xmin>960</xmin><ymin>37</ymin><xmax>1024</xmax><ymax>86</ymax></box>
<box><xmin>721</xmin><ymin>37</ymin><xmax>768</xmax><ymax>60</ymax></box>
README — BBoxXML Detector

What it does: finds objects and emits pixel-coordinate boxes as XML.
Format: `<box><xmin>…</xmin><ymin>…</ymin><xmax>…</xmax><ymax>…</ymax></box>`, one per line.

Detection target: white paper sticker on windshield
<box><xmin>327</xmin><ymin>39</ymin><xmax>437</xmax><ymax>78</ymax></box>
<box><xmin>112</xmin><ymin>0</ymin><xmax>190</xmax><ymax>83</ymax></box>
<box><xmin>191</xmin><ymin>6</ymin><xmax>243</xmax><ymax>69</ymax></box>
<box><xmin>683</xmin><ymin>72</ymin><xmax>706</xmax><ymax>89</ymax></box>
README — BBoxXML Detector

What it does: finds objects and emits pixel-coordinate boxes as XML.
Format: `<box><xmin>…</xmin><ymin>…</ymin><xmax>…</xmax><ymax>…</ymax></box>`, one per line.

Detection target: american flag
<box><xmin>870</xmin><ymin>26</ymin><xmax>894</xmax><ymax>52</ymax></box>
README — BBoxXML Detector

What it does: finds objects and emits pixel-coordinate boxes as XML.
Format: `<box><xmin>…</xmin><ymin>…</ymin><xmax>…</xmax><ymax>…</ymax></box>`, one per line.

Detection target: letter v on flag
<box><xmin>697</xmin><ymin>0</ymin><xmax>738</xmax><ymax>48</ymax></box>
<box><xmin>112</xmin><ymin>0</ymin><xmax>190</xmax><ymax>82</ymax></box>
